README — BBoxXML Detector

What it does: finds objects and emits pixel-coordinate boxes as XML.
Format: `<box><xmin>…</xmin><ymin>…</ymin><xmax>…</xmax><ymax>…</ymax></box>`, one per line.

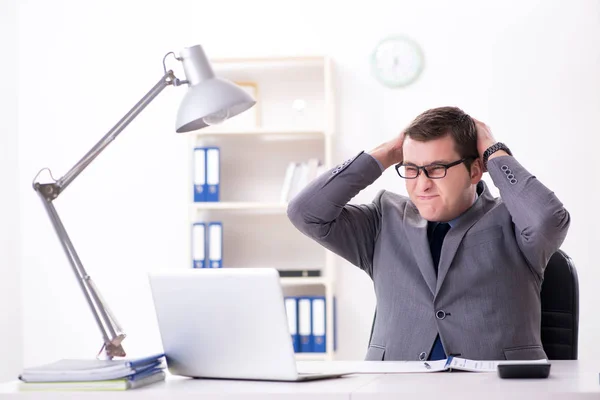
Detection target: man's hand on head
<box><xmin>473</xmin><ymin>118</ymin><xmax>509</xmax><ymax>171</ymax></box>
<box><xmin>369</xmin><ymin>131</ymin><xmax>406</xmax><ymax>170</ymax></box>
<box><xmin>473</xmin><ymin>118</ymin><xmax>497</xmax><ymax>158</ymax></box>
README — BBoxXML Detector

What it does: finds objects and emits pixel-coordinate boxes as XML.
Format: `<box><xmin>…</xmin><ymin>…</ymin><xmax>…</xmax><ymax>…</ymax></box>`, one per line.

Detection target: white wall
<box><xmin>0</xmin><ymin>0</ymin><xmax>22</xmax><ymax>382</ymax></box>
<box><xmin>16</xmin><ymin>0</ymin><xmax>600</xmax><ymax>369</ymax></box>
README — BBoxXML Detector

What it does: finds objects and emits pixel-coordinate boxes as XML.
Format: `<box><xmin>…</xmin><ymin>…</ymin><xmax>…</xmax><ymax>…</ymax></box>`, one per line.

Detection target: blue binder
<box><xmin>298</xmin><ymin>297</ymin><xmax>313</xmax><ymax>352</ymax></box>
<box><xmin>193</xmin><ymin>147</ymin><xmax>207</xmax><ymax>202</ymax></box>
<box><xmin>284</xmin><ymin>297</ymin><xmax>300</xmax><ymax>353</ymax></box>
<box><xmin>191</xmin><ymin>223</ymin><xmax>206</xmax><ymax>268</ymax></box>
<box><xmin>207</xmin><ymin>222</ymin><xmax>223</xmax><ymax>268</ymax></box>
<box><xmin>311</xmin><ymin>296</ymin><xmax>326</xmax><ymax>353</ymax></box>
<box><xmin>205</xmin><ymin>147</ymin><xmax>220</xmax><ymax>202</ymax></box>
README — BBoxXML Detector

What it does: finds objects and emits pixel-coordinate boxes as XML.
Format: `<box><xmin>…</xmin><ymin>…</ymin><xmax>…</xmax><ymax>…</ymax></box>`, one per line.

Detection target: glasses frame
<box><xmin>395</xmin><ymin>158</ymin><xmax>472</xmax><ymax>179</ymax></box>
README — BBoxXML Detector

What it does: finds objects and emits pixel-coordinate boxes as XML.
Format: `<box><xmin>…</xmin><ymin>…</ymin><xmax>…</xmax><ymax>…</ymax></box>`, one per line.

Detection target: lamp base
<box><xmin>98</xmin><ymin>334</ymin><xmax>126</xmax><ymax>359</ymax></box>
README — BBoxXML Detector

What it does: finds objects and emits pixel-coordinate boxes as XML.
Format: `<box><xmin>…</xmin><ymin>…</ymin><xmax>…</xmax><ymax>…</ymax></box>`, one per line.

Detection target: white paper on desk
<box><xmin>302</xmin><ymin>360</ymin><xmax>448</xmax><ymax>374</ymax></box>
<box><xmin>448</xmin><ymin>357</ymin><xmax>549</xmax><ymax>373</ymax></box>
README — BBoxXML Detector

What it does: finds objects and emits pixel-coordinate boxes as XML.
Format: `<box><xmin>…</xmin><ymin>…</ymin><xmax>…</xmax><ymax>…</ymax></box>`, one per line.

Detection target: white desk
<box><xmin>1</xmin><ymin>361</ymin><xmax>598</xmax><ymax>399</ymax></box>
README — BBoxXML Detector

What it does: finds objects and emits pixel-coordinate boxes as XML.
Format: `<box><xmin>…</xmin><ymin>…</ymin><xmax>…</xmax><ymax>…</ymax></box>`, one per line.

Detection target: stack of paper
<box><xmin>281</xmin><ymin>158</ymin><xmax>327</xmax><ymax>202</ymax></box>
<box><xmin>299</xmin><ymin>357</ymin><xmax>550</xmax><ymax>375</ymax></box>
<box><xmin>18</xmin><ymin>353</ymin><xmax>166</xmax><ymax>391</ymax></box>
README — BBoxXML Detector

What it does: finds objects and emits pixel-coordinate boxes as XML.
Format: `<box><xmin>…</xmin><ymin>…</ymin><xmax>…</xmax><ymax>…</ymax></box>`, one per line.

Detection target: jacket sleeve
<box><xmin>287</xmin><ymin>151</ymin><xmax>383</xmax><ymax>275</ymax></box>
<box><xmin>487</xmin><ymin>155</ymin><xmax>571</xmax><ymax>279</ymax></box>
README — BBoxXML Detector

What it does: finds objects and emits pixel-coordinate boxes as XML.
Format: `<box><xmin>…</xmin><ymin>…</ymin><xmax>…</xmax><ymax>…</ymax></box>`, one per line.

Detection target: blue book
<box><xmin>312</xmin><ymin>296</ymin><xmax>326</xmax><ymax>353</ymax></box>
<box><xmin>193</xmin><ymin>147</ymin><xmax>207</xmax><ymax>202</ymax></box>
<box><xmin>298</xmin><ymin>297</ymin><xmax>313</xmax><ymax>352</ymax></box>
<box><xmin>192</xmin><ymin>223</ymin><xmax>206</xmax><ymax>268</ymax></box>
<box><xmin>285</xmin><ymin>297</ymin><xmax>300</xmax><ymax>352</ymax></box>
<box><xmin>208</xmin><ymin>222</ymin><xmax>223</xmax><ymax>268</ymax></box>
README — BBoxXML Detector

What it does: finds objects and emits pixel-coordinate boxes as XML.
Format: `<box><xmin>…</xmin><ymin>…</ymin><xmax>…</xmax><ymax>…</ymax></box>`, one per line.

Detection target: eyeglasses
<box><xmin>395</xmin><ymin>158</ymin><xmax>471</xmax><ymax>179</ymax></box>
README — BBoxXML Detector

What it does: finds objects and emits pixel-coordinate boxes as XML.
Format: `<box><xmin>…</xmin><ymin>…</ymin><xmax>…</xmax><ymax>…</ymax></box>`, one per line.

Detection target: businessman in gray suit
<box><xmin>287</xmin><ymin>107</ymin><xmax>570</xmax><ymax>361</ymax></box>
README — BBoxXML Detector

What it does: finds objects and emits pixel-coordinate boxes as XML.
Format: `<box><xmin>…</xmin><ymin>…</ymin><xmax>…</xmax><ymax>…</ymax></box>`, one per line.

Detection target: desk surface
<box><xmin>1</xmin><ymin>360</ymin><xmax>598</xmax><ymax>399</ymax></box>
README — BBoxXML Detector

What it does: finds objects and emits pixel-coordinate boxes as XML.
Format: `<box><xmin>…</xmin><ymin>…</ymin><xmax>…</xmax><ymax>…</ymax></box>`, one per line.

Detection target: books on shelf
<box><xmin>193</xmin><ymin>146</ymin><xmax>220</xmax><ymax>203</ymax></box>
<box><xmin>280</xmin><ymin>158</ymin><xmax>327</xmax><ymax>203</ymax></box>
<box><xmin>19</xmin><ymin>354</ymin><xmax>166</xmax><ymax>391</ymax></box>
<box><xmin>192</xmin><ymin>221</ymin><xmax>223</xmax><ymax>268</ymax></box>
<box><xmin>284</xmin><ymin>296</ymin><xmax>334</xmax><ymax>354</ymax></box>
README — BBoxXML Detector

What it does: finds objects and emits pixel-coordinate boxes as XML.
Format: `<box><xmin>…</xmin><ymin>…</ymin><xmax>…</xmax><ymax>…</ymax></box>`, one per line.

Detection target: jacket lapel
<box><xmin>404</xmin><ymin>204</ymin><xmax>437</xmax><ymax>296</ymax></box>
<box><xmin>435</xmin><ymin>181</ymin><xmax>494</xmax><ymax>294</ymax></box>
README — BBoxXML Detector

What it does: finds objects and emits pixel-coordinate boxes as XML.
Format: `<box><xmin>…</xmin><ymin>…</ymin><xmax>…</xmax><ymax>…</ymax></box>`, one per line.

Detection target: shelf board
<box><xmin>210</xmin><ymin>56</ymin><xmax>326</xmax><ymax>70</ymax></box>
<box><xmin>294</xmin><ymin>353</ymin><xmax>330</xmax><ymax>361</ymax></box>
<box><xmin>280</xmin><ymin>277</ymin><xmax>329</xmax><ymax>287</ymax></box>
<box><xmin>192</xmin><ymin>202</ymin><xmax>288</xmax><ymax>212</ymax></box>
<box><xmin>194</xmin><ymin>128</ymin><xmax>326</xmax><ymax>139</ymax></box>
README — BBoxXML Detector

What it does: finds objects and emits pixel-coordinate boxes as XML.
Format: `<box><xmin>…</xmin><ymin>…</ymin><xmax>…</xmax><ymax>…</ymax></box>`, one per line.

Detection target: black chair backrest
<box><xmin>368</xmin><ymin>250</ymin><xmax>579</xmax><ymax>360</ymax></box>
<box><xmin>540</xmin><ymin>250</ymin><xmax>579</xmax><ymax>360</ymax></box>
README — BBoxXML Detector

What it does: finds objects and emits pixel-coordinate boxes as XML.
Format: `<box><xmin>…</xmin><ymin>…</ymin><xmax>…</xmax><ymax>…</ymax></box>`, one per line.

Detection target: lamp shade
<box><xmin>175</xmin><ymin>45</ymin><xmax>256</xmax><ymax>133</ymax></box>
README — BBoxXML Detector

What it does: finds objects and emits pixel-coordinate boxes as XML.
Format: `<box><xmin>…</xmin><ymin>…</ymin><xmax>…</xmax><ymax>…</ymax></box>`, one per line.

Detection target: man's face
<box><xmin>402</xmin><ymin>134</ymin><xmax>482</xmax><ymax>222</ymax></box>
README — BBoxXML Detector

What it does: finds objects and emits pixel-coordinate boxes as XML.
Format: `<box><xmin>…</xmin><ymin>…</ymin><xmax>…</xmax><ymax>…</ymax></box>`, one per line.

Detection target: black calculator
<box><xmin>497</xmin><ymin>363</ymin><xmax>551</xmax><ymax>379</ymax></box>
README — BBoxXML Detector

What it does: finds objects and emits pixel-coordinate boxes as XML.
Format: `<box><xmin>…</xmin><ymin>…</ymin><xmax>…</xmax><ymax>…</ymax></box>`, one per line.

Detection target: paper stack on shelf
<box><xmin>18</xmin><ymin>353</ymin><xmax>166</xmax><ymax>391</ymax></box>
<box><xmin>281</xmin><ymin>158</ymin><xmax>326</xmax><ymax>202</ymax></box>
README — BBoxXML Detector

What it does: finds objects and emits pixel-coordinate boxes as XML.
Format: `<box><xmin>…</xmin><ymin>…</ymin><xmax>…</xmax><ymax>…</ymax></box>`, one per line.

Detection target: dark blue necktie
<box><xmin>428</xmin><ymin>222</ymin><xmax>450</xmax><ymax>360</ymax></box>
<box><xmin>429</xmin><ymin>222</ymin><xmax>451</xmax><ymax>276</ymax></box>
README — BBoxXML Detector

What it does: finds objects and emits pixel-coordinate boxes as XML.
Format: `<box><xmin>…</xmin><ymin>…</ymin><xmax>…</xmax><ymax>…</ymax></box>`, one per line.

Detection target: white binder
<box><xmin>298</xmin><ymin>297</ymin><xmax>312</xmax><ymax>352</ymax></box>
<box><xmin>191</xmin><ymin>223</ymin><xmax>206</xmax><ymax>268</ymax></box>
<box><xmin>208</xmin><ymin>222</ymin><xmax>223</xmax><ymax>268</ymax></box>
<box><xmin>284</xmin><ymin>297</ymin><xmax>299</xmax><ymax>352</ymax></box>
<box><xmin>206</xmin><ymin>147</ymin><xmax>220</xmax><ymax>202</ymax></box>
<box><xmin>193</xmin><ymin>147</ymin><xmax>206</xmax><ymax>202</ymax></box>
<box><xmin>280</xmin><ymin>162</ymin><xmax>298</xmax><ymax>203</ymax></box>
<box><xmin>312</xmin><ymin>297</ymin><xmax>326</xmax><ymax>352</ymax></box>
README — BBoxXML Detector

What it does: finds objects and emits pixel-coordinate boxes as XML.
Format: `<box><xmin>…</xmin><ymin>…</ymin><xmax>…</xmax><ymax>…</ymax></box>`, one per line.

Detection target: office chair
<box><xmin>540</xmin><ymin>249</ymin><xmax>579</xmax><ymax>360</ymax></box>
<box><xmin>368</xmin><ymin>249</ymin><xmax>579</xmax><ymax>360</ymax></box>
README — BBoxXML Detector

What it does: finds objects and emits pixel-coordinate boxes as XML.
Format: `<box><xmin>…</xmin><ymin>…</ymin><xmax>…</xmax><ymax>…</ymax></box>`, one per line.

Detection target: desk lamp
<box><xmin>32</xmin><ymin>45</ymin><xmax>255</xmax><ymax>359</ymax></box>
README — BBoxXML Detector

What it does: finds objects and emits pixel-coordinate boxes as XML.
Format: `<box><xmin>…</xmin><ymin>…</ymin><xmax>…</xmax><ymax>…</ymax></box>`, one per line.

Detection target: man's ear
<box><xmin>470</xmin><ymin>158</ymin><xmax>483</xmax><ymax>183</ymax></box>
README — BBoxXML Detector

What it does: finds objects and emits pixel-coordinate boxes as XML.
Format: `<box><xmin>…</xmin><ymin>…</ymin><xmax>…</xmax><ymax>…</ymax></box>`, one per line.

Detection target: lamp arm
<box><xmin>33</xmin><ymin>70</ymin><xmax>176</xmax><ymax>358</ymax></box>
<box><xmin>59</xmin><ymin>70</ymin><xmax>176</xmax><ymax>194</ymax></box>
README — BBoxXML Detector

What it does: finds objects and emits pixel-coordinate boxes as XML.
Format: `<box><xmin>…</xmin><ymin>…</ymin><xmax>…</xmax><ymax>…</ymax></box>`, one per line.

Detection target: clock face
<box><xmin>371</xmin><ymin>35</ymin><xmax>425</xmax><ymax>88</ymax></box>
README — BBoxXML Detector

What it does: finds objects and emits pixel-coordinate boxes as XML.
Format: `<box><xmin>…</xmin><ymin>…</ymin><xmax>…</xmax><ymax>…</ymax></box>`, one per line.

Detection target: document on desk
<box><xmin>354</xmin><ymin>360</ymin><xmax>450</xmax><ymax>373</ymax></box>
<box><xmin>298</xmin><ymin>357</ymin><xmax>550</xmax><ymax>375</ymax></box>
<box><xmin>446</xmin><ymin>357</ymin><xmax>550</xmax><ymax>373</ymax></box>
<box><xmin>298</xmin><ymin>360</ymin><xmax>449</xmax><ymax>374</ymax></box>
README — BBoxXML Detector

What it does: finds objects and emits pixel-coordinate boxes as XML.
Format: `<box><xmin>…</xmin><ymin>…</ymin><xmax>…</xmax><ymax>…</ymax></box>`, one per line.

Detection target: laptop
<box><xmin>148</xmin><ymin>267</ymin><xmax>352</xmax><ymax>381</ymax></box>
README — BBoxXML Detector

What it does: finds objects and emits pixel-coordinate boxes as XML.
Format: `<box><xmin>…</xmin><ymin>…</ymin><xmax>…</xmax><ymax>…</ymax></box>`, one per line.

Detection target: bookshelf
<box><xmin>187</xmin><ymin>56</ymin><xmax>337</xmax><ymax>361</ymax></box>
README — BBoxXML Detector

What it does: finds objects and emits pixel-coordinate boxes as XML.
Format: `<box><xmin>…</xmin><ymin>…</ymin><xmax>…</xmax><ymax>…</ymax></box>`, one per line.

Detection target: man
<box><xmin>287</xmin><ymin>107</ymin><xmax>570</xmax><ymax>361</ymax></box>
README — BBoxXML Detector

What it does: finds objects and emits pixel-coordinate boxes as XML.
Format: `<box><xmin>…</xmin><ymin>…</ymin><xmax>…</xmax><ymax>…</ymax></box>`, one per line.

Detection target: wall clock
<box><xmin>371</xmin><ymin>35</ymin><xmax>425</xmax><ymax>88</ymax></box>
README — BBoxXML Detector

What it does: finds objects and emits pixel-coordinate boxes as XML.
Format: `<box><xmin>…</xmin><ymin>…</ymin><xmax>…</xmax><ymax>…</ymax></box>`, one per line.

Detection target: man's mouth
<box><xmin>417</xmin><ymin>195</ymin><xmax>438</xmax><ymax>201</ymax></box>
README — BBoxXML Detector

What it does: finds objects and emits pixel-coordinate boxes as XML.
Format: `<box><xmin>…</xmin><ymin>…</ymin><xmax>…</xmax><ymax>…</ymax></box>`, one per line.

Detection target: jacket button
<box><xmin>507</xmin><ymin>174</ymin><xmax>514</xmax><ymax>180</ymax></box>
<box><xmin>419</xmin><ymin>352</ymin><xmax>427</xmax><ymax>360</ymax></box>
<box><xmin>510</xmin><ymin>178</ymin><xmax>518</xmax><ymax>184</ymax></box>
<box><xmin>436</xmin><ymin>310</ymin><xmax>446</xmax><ymax>320</ymax></box>
<box><xmin>501</xmin><ymin>165</ymin><xmax>509</xmax><ymax>171</ymax></box>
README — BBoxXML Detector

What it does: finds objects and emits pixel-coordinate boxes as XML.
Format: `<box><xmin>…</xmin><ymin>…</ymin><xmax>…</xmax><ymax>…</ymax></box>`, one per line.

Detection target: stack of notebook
<box><xmin>18</xmin><ymin>353</ymin><xmax>166</xmax><ymax>391</ymax></box>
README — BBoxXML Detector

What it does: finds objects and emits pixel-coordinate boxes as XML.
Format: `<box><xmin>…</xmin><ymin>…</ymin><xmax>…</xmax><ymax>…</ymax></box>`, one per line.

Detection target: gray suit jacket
<box><xmin>287</xmin><ymin>152</ymin><xmax>570</xmax><ymax>361</ymax></box>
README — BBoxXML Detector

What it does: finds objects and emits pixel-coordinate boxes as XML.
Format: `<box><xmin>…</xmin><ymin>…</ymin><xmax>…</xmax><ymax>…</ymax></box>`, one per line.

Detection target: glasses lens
<box><xmin>399</xmin><ymin>165</ymin><xmax>419</xmax><ymax>178</ymax></box>
<box><xmin>424</xmin><ymin>165</ymin><xmax>447</xmax><ymax>179</ymax></box>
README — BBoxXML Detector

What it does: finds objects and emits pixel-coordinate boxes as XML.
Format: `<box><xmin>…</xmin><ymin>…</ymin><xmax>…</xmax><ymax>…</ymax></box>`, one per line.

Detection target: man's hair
<box><xmin>404</xmin><ymin>106</ymin><xmax>479</xmax><ymax>169</ymax></box>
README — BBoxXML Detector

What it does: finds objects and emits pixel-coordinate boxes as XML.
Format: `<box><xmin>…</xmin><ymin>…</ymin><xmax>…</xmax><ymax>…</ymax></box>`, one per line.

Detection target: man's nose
<box><xmin>415</xmin><ymin>171</ymin><xmax>434</xmax><ymax>191</ymax></box>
